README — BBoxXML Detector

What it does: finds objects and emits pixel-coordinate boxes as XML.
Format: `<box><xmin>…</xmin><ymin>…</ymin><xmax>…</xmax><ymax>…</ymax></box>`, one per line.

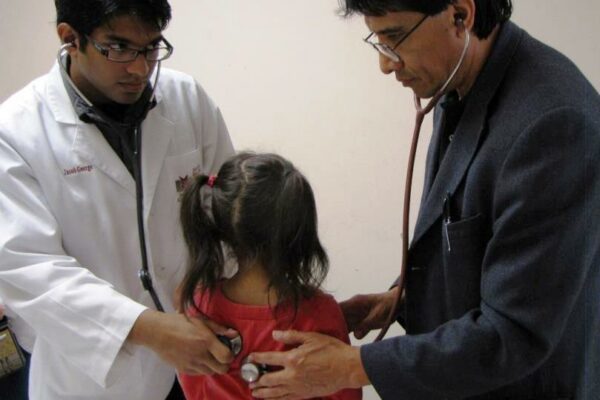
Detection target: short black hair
<box><xmin>179</xmin><ymin>152</ymin><xmax>329</xmax><ymax>315</ymax></box>
<box><xmin>55</xmin><ymin>0</ymin><xmax>171</xmax><ymax>47</ymax></box>
<box><xmin>340</xmin><ymin>0</ymin><xmax>512</xmax><ymax>39</ymax></box>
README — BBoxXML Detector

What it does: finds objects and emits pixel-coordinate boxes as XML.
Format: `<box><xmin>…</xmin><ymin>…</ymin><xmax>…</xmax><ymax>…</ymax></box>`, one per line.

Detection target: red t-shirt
<box><xmin>179</xmin><ymin>284</ymin><xmax>362</xmax><ymax>400</ymax></box>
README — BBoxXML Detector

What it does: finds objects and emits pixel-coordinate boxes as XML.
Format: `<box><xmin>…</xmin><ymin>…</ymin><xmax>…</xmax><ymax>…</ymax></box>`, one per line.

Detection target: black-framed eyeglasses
<box><xmin>86</xmin><ymin>35</ymin><xmax>174</xmax><ymax>63</ymax></box>
<box><xmin>363</xmin><ymin>15</ymin><xmax>428</xmax><ymax>63</ymax></box>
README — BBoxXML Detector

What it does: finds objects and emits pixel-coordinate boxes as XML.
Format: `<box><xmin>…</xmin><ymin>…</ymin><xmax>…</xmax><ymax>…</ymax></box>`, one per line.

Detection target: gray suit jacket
<box><xmin>361</xmin><ymin>21</ymin><xmax>600</xmax><ymax>400</ymax></box>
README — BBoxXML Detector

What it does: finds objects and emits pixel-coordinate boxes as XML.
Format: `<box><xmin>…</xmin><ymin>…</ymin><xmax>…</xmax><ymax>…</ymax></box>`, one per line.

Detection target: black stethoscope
<box><xmin>375</xmin><ymin>25</ymin><xmax>471</xmax><ymax>341</ymax></box>
<box><xmin>58</xmin><ymin>43</ymin><xmax>166</xmax><ymax>312</ymax></box>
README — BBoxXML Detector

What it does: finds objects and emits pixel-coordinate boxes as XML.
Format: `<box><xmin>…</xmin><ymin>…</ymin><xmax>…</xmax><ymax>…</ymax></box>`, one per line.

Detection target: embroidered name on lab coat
<box><xmin>63</xmin><ymin>165</ymin><xmax>94</xmax><ymax>176</ymax></box>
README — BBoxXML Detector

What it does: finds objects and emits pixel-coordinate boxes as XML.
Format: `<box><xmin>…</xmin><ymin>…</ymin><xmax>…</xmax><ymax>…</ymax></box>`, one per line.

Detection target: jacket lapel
<box><xmin>421</xmin><ymin>105</ymin><xmax>445</xmax><ymax>206</ymax></box>
<box><xmin>412</xmin><ymin>100</ymin><xmax>487</xmax><ymax>244</ymax></box>
<box><xmin>411</xmin><ymin>22</ymin><xmax>523</xmax><ymax>247</ymax></box>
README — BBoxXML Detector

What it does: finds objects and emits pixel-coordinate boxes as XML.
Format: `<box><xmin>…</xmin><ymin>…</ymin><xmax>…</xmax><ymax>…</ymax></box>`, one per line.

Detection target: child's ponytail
<box><xmin>179</xmin><ymin>174</ymin><xmax>224</xmax><ymax>314</ymax></box>
<box><xmin>268</xmin><ymin>166</ymin><xmax>329</xmax><ymax>310</ymax></box>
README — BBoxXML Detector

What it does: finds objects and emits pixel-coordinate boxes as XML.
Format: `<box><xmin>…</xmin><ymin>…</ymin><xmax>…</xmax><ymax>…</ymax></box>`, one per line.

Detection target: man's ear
<box><xmin>57</xmin><ymin>22</ymin><xmax>79</xmax><ymax>51</ymax></box>
<box><xmin>450</xmin><ymin>0</ymin><xmax>475</xmax><ymax>34</ymax></box>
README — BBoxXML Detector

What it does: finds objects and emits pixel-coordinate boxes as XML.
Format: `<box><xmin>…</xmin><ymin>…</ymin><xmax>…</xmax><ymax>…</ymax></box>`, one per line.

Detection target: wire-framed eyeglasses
<box><xmin>363</xmin><ymin>15</ymin><xmax>428</xmax><ymax>63</ymax></box>
<box><xmin>86</xmin><ymin>35</ymin><xmax>174</xmax><ymax>63</ymax></box>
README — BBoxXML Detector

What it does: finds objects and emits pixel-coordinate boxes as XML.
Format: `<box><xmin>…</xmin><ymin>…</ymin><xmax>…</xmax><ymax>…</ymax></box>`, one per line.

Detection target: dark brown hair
<box><xmin>179</xmin><ymin>152</ymin><xmax>329</xmax><ymax>314</ymax></box>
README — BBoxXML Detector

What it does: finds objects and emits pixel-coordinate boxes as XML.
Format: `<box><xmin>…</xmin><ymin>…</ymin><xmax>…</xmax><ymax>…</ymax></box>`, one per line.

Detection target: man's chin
<box><xmin>113</xmin><ymin>93</ymin><xmax>144</xmax><ymax>105</ymax></box>
<box><xmin>411</xmin><ymin>85</ymin><xmax>444</xmax><ymax>100</ymax></box>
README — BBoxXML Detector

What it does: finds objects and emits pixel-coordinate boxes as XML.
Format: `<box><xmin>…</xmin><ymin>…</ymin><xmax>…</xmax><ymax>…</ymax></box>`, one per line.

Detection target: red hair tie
<box><xmin>207</xmin><ymin>175</ymin><xmax>217</xmax><ymax>188</ymax></box>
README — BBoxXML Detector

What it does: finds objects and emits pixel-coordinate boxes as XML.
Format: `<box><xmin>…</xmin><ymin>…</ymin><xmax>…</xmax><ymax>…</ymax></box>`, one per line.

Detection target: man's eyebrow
<box><xmin>104</xmin><ymin>34</ymin><xmax>164</xmax><ymax>46</ymax></box>
<box><xmin>375</xmin><ymin>26</ymin><xmax>407</xmax><ymax>36</ymax></box>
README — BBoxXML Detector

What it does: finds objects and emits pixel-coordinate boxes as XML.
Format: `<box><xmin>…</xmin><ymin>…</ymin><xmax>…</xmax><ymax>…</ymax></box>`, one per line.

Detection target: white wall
<box><xmin>1</xmin><ymin>1</ymin><xmax>599</xmax><ymax>398</ymax></box>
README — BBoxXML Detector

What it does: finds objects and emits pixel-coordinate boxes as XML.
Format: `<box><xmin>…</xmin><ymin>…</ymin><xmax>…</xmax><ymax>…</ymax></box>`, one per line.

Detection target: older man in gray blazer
<box><xmin>249</xmin><ymin>0</ymin><xmax>600</xmax><ymax>399</ymax></box>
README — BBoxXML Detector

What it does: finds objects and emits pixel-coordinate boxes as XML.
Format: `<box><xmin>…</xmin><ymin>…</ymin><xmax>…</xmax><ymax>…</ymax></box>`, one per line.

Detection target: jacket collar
<box><xmin>411</xmin><ymin>21</ymin><xmax>523</xmax><ymax>246</ymax></box>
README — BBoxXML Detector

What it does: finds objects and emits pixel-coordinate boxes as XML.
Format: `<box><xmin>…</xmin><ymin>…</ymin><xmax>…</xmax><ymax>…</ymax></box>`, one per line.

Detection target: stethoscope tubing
<box><xmin>375</xmin><ymin>29</ymin><xmax>471</xmax><ymax>341</ymax></box>
<box><xmin>57</xmin><ymin>43</ymin><xmax>165</xmax><ymax>311</ymax></box>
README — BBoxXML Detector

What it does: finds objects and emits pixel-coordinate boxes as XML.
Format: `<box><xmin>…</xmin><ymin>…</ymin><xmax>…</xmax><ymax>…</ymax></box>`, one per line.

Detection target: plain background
<box><xmin>1</xmin><ymin>1</ymin><xmax>599</xmax><ymax>398</ymax></box>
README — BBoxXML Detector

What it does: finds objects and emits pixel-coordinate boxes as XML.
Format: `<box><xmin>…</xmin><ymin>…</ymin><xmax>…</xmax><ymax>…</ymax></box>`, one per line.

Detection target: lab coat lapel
<box><xmin>45</xmin><ymin>64</ymin><xmax>136</xmax><ymax>195</ymax></box>
<box><xmin>411</xmin><ymin>22</ymin><xmax>522</xmax><ymax>247</ymax></box>
<box><xmin>140</xmin><ymin>103</ymin><xmax>174</xmax><ymax>218</ymax></box>
<box><xmin>71</xmin><ymin>123</ymin><xmax>136</xmax><ymax>195</ymax></box>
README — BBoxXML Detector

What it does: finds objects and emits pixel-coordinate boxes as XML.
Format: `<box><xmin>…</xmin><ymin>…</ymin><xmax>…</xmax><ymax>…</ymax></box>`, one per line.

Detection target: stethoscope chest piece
<box><xmin>240</xmin><ymin>357</ymin><xmax>268</xmax><ymax>383</ymax></box>
<box><xmin>217</xmin><ymin>334</ymin><xmax>269</xmax><ymax>383</ymax></box>
<box><xmin>217</xmin><ymin>334</ymin><xmax>243</xmax><ymax>356</ymax></box>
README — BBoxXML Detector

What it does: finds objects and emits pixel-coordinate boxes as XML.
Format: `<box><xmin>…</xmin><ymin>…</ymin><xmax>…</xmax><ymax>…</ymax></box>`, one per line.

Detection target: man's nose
<box><xmin>127</xmin><ymin>53</ymin><xmax>152</xmax><ymax>77</ymax></box>
<box><xmin>379</xmin><ymin>53</ymin><xmax>403</xmax><ymax>75</ymax></box>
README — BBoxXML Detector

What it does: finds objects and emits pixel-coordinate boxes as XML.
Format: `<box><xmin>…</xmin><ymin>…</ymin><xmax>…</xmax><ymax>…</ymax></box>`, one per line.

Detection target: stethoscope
<box><xmin>375</xmin><ymin>24</ymin><xmax>471</xmax><ymax>341</ymax></box>
<box><xmin>216</xmin><ymin>335</ymin><xmax>269</xmax><ymax>383</ymax></box>
<box><xmin>57</xmin><ymin>43</ymin><xmax>166</xmax><ymax>312</ymax></box>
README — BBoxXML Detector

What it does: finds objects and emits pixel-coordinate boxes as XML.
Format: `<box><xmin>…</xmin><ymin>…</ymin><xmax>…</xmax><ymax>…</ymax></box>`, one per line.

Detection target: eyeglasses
<box><xmin>86</xmin><ymin>35</ymin><xmax>174</xmax><ymax>63</ymax></box>
<box><xmin>363</xmin><ymin>15</ymin><xmax>428</xmax><ymax>63</ymax></box>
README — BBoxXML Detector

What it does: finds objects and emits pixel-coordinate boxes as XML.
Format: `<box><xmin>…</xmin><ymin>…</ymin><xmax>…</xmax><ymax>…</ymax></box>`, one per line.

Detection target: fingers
<box><xmin>208</xmin><ymin>339</ymin><xmax>235</xmax><ymax>365</ymax></box>
<box><xmin>178</xmin><ymin>364</ymin><xmax>216</xmax><ymax>376</ymax></box>
<box><xmin>353</xmin><ymin>328</ymin><xmax>368</xmax><ymax>340</ymax></box>
<box><xmin>189</xmin><ymin>317</ymin><xmax>237</xmax><ymax>364</ymax></box>
<box><xmin>251</xmin><ymin>384</ymin><xmax>296</xmax><ymax>399</ymax></box>
<box><xmin>192</xmin><ymin>353</ymin><xmax>229</xmax><ymax>375</ymax></box>
<box><xmin>249</xmin><ymin>330</ymin><xmax>308</xmax><ymax>366</ymax></box>
<box><xmin>271</xmin><ymin>329</ymin><xmax>307</xmax><ymax>345</ymax></box>
<box><xmin>204</xmin><ymin>318</ymin><xmax>237</xmax><ymax>337</ymax></box>
<box><xmin>250</xmin><ymin>370</ymin><xmax>299</xmax><ymax>400</ymax></box>
<box><xmin>248</xmin><ymin>349</ymin><xmax>288</xmax><ymax>367</ymax></box>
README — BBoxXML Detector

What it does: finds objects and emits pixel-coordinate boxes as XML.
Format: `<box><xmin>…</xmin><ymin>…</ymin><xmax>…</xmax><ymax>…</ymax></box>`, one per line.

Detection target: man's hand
<box><xmin>128</xmin><ymin>309</ymin><xmax>237</xmax><ymax>375</ymax></box>
<box><xmin>248</xmin><ymin>330</ymin><xmax>369</xmax><ymax>399</ymax></box>
<box><xmin>340</xmin><ymin>286</ymin><xmax>400</xmax><ymax>339</ymax></box>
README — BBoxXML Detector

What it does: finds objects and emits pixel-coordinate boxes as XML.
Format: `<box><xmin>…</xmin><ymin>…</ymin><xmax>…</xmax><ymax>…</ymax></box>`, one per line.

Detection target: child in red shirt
<box><xmin>177</xmin><ymin>152</ymin><xmax>361</xmax><ymax>400</ymax></box>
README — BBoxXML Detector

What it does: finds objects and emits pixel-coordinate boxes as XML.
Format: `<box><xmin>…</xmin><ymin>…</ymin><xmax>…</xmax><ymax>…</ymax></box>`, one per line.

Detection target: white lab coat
<box><xmin>0</xmin><ymin>63</ymin><xmax>234</xmax><ymax>399</ymax></box>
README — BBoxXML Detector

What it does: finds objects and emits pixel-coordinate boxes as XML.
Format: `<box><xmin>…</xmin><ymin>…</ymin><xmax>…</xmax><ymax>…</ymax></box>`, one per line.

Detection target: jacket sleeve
<box><xmin>0</xmin><ymin>128</ymin><xmax>147</xmax><ymax>388</ymax></box>
<box><xmin>360</xmin><ymin>106</ymin><xmax>600</xmax><ymax>399</ymax></box>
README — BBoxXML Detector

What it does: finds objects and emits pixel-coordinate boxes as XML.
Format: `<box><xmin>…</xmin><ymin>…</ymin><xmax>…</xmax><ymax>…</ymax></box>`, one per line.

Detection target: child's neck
<box><xmin>221</xmin><ymin>261</ymin><xmax>278</xmax><ymax>306</ymax></box>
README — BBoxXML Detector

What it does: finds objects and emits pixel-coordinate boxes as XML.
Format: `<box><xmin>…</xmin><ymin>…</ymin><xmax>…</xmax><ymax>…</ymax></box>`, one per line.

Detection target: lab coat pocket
<box><xmin>147</xmin><ymin>149</ymin><xmax>203</xmax><ymax>291</ymax></box>
<box><xmin>163</xmin><ymin>148</ymin><xmax>204</xmax><ymax>201</ymax></box>
<box><xmin>441</xmin><ymin>213</ymin><xmax>488</xmax><ymax>318</ymax></box>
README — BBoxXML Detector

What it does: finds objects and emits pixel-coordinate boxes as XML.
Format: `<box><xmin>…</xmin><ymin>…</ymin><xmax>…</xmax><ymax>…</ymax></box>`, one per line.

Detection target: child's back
<box><xmin>177</xmin><ymin>152</ymin><xmax>362</xmax><ymax>399</ymax></box>
<box><xmin>179</xmin><ymin>283</ymin><xmax>361</xmax><ymax>399</ymax></box>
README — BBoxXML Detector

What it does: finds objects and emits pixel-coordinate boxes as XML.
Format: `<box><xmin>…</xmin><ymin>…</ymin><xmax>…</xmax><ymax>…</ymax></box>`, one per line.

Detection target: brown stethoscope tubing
<box><xmin>374</xmin><ymin>27</ymin><xmax>471</xmax><ymax>341</ymax></box>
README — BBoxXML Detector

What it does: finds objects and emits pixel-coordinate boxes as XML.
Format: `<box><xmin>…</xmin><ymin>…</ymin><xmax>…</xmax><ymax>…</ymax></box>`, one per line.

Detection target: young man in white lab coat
<box><xmin>0</xmin><ymin>1</ymin><xmax>235</xmax><ymax>398</ymax></box>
